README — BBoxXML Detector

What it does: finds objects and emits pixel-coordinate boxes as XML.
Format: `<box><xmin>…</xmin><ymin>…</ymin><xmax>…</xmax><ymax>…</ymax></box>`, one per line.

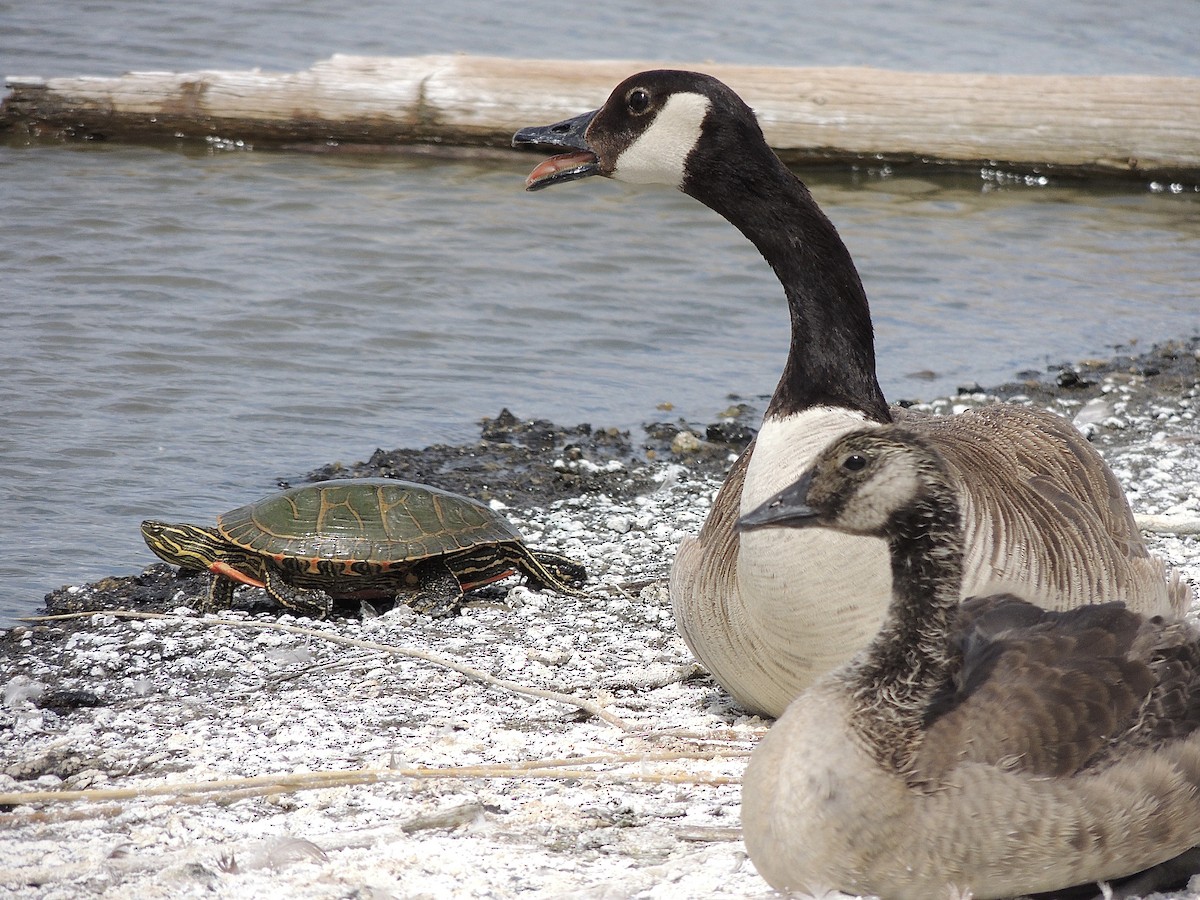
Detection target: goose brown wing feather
<box><xmin>914</xmin><ymin>597</ymin><xmax>1158</xmax><ymax>783</ymax></box>
<box><xmin>915</xmin><ymin>596</ymin><xmax>1200</xmax><ymax>786</ymax></box>
<box><xmin>896</xmin><ymin>404</ymin><xmax>1190</xmax><ymax>616</ymax></box>
<box><xmin>1129</xmin><ymin>618</ymin><xmax>1200</xmax><ymax>746</ymax></box>
<box><xmin>897</xmin><ymin>404</ymin><xmax>1128</xmax><ymax>511</ymax></box>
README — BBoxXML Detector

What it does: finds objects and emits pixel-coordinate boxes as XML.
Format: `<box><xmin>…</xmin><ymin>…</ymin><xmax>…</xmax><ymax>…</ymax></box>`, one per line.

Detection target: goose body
<box><xmin>736</xmin><ymin>428</ymin><xmax>1200</xmax><ymax>899</ymax></box>
<box><xmin>514</xmin><ymin>70</ymin><xmax>1191</xmax><ymax>716</ymax></box>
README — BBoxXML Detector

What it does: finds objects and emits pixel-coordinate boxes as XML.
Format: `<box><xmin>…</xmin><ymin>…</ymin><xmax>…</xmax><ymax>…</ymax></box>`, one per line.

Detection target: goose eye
<box><xmin>626</xmin><ymin>88</ymin><xmax>651</xmax><ymax>114</ymax></box>
<box><xmin>842</xmin><ymin>454</ymin><xmax>868</xmax><ymax>472</ymax></box>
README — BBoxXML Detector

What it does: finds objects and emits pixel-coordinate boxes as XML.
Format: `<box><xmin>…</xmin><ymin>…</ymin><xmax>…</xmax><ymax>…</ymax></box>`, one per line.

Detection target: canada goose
<box><xmin>513</xmin><ymin>70</ymin><xmax>1190</xmax><ymax>717</ymax></box>
<box><xmin>735</xmin><ymin>427</ymin><xmax>1200</xmax><ymax>900</ymax></box>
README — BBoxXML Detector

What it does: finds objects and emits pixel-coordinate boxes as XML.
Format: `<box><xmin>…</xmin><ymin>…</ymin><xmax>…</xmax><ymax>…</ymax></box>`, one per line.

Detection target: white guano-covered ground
<box><xmin>2</xmin><ymin>369</ymin><xmax>1199</xmax><ymax>900</ymax></box>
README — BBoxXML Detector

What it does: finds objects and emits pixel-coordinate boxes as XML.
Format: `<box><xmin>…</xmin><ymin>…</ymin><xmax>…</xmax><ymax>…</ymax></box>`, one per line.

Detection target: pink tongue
<box><xmin>526</xmin><ymin>151</ymin><xmax>594</xmax><ymax>187</ymax></box>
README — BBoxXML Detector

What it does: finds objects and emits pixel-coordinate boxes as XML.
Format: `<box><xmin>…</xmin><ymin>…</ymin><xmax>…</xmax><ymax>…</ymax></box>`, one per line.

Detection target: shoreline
<box><xmin>2</xmin><ymin>338</ymin><xmax>1198</xmax><ymax>898</ymax></box>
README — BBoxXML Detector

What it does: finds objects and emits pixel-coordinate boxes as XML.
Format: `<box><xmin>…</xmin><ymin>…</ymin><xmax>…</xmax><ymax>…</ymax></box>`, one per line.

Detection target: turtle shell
<box><xmin>216</xmin><ymin>478</ymin><xmax>522</xmax><ymax>570</ymax></box>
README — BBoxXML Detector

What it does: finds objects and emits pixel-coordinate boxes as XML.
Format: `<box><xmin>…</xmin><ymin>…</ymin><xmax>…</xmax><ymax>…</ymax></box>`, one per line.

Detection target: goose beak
<box><xmin>737</xmin><ymin>471</ymin><xmax>819</xmax><ymax>531</ymax></box>
<box><xmin>512</xmin><ymin>110</ymin><xmax>601</xmax><ymax>191</ymax></box>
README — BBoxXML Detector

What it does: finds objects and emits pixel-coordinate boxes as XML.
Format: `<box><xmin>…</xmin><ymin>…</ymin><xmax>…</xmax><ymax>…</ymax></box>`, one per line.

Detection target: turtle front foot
<box><xmin>404</xmin><ymin>568</ymin><xmax>465</xmax><ymax>618</ymax></box>
<box><xmin>258</xmin><ymin>568</ymin><xmax>333</xmax><ymax>618</ymax></box>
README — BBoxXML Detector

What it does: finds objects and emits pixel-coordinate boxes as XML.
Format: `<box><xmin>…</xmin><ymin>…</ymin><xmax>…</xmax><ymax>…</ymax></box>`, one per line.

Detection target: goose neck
<box><xmin>845</xmin><ymin>502</ymin><xmax>964</xmax><ymax>771</ymax></box>
<box><xmin>687</xmin><ymin>158</ymin><xmax>889</xmax><ymax>422</ymax></box>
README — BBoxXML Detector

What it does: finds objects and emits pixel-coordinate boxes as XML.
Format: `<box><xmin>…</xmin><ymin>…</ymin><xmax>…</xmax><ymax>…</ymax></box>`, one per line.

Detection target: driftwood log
<box><xmin>4</xmin><ymin>54</ymin><xmax>1199</xmax><ymax>179</ymax></box>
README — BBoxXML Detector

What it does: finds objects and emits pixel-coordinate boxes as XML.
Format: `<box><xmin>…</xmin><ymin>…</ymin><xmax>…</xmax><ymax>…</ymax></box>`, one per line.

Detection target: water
<box><xmin>4</xmin><ymin>0</ymin><xmax>1199</xmax><ymax>79</ymax></box>
<box><xmin>2</xmin><ymin>1</ymin><xmax>1198</xmax><ymax>623</ymax></box>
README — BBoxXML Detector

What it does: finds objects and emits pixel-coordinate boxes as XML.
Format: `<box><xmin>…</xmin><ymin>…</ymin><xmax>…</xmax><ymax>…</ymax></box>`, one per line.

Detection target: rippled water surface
<box><xmin>2</xmin><ymin>0</ymin><xmax>1198</xmax><ymax>622</ymax></box>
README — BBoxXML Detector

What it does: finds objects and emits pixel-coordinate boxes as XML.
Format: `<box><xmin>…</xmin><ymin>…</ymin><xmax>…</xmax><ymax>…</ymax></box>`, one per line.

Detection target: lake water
<box><xmin>2</xmin><ymin>0</ymin><xmax>1198</xmax><ymax>624</ymax></box>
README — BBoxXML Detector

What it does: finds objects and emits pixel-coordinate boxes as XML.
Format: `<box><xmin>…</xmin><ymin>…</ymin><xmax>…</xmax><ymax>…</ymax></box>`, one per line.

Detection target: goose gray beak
<box><xmin>512</xmin><ymin>110</ymin><xmax>601</xmax><ymax>191</ymax></box>
<box><xmin>737</xmin><ymin>470</ymin><xmax>819</xmax><ymax>531</ymax></box>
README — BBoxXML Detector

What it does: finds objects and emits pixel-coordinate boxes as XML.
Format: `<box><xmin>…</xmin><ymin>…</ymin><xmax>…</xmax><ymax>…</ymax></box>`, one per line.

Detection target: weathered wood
<box><xmin>4</xmin><ymin>54</ymin><xmax>1199</xmax><ymax>178</ymax></box>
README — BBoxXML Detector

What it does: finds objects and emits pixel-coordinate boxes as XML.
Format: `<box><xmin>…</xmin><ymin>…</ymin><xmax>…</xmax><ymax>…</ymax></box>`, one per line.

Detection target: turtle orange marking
<box><xmin>459</xmin><ymin>568</ymin><xmax>517</xmax><ymax>591</ymax></box>
<box><xmin>211</xmin><ymin>561</ymin><xmax>265</xmax><ymax>588</ymax></box>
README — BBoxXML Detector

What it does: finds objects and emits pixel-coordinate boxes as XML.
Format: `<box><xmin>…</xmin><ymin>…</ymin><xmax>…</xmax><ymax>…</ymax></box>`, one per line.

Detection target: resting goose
<box><xmin>736</xmin><ymin>427</ymin><xmax>1200</xmax><ymax>899</ymax></box>
<box><xmin>513</xmin><ymin>70</ymin><xmax>1190</xmax><ymax>717</ymax></box>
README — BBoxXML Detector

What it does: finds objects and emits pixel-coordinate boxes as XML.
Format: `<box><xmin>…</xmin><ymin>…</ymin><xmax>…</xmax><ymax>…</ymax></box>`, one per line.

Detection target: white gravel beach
<box><xmin>2</xmin><ymin>355</ymin><xmax>1199</xmax><ymax>900</ymax></box>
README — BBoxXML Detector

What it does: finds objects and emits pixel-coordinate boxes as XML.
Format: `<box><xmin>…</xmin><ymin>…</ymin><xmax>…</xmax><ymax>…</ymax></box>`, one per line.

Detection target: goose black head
<box><xmin>513</xmin><ymin>70</ymin><xmax>765</xmax><ymax>194</ymax></box>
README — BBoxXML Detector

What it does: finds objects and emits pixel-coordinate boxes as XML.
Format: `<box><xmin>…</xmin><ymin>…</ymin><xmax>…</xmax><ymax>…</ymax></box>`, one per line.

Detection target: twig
<box><xmin>0</xmin><ymin>750</ymin><xmax>746</xmax><ymax>825</ymax></box>
<box><xmin>1135</xmin><ymin>513</ymin><xmax>1200</xmax><ymax>535</ymax></box>
<box><xmin>624</xmin><ymin>727</ymin><xmax>767</xmax><ymax>746</ymax></box>
<box><xmin>20</xmin><ymin>610</ymin><xmax>631</xmax><ymax>730</ymax></box>
<box><xmin>676</xmin><ymin>826</ymin><xmax>743</xmax><ymax>843</ymax></box>
<box><xmin>263</xmin><ymin>651</ymin><xmax>380</xmax><ymax>688</ymax></box>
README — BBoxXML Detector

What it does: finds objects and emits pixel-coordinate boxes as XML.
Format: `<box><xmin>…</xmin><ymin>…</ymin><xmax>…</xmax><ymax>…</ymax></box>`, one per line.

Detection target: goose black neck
<box><xmin>849</xmin><ymin>497</ymin><xmax>964</xmax><ymax>769</ymax></box>
<box><xmin>683</xmin><ymin>144</ymin><xmax>890</xmax><ymax>423</ymax></box>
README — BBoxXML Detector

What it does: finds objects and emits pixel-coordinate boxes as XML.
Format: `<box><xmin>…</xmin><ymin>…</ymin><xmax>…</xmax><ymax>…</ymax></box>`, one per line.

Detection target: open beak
<box><xmin>512</xmin><ymin>109</ymin><xmax>601</xmax><ymax>191</ymax></box>
<box><xmin>737</xmin><ymin>470</ymin><xmax>819</xmax><ymax>532</ymax></box>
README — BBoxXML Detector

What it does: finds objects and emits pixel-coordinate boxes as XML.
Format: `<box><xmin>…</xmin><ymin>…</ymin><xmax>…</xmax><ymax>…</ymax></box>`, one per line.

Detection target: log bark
<box><xmin>4</xmin><ymin>54</ymin><xmax>1198</xmax><ymax>179</ymax></box>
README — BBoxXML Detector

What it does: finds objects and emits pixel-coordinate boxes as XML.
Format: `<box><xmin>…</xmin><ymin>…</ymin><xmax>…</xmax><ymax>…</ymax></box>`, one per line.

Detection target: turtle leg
<box><xmin>403</xmin><ymin>562</ymin><xmax>466</xmax><ymax>618</ymax></box>
<box><xmin>522</xmin><ymin>549</ymin><xmax>588</xmax><ymax>596</ymax></box>
<box><xmin>205</xmin><ymin>574</ymin><xmax>237</xmax><ymax>612</ymax></box>
<box><xmin>262</xmin><ymin>568</ymin><xmax>333</xmax><ymax>619</ymax></box>
<box><xmin>206</xmin><ymin>560</ymin><xmax>266</xmax><ymax>612</ymax></box>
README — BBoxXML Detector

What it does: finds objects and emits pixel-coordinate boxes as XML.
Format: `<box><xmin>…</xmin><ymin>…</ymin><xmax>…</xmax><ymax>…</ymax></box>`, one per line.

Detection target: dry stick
<box><xmin>264</xmin><ymin>651</ymin><xmax>383</xmax><ymax>687</ymax></box>
<box><xmin>0</xmin><ymin>751</ymin><xmax>746</xmax><ymax>826</ymax></box>
<box><xmin>1135</xmin><ymin>513</ymin><xmax>1200</xmax><ymax>535</ymax></box>
<box><xmin>22</xmin><ymin>610</ymin><xmax>631</xmax><ymax>730</ymax></box>
<box><xmin>625</xmin><ymin>727</ymin><xmax>767</xmax><ymax>746</ymax></box>
<box><xmin>0</xmin><ymin>750</ymin><xmax>746</xmax><ymax>803</ymax></box>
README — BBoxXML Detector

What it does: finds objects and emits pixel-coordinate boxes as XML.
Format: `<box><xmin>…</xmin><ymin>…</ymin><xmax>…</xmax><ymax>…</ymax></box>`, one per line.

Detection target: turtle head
<box><xmin>140</xmin><ymin>520</ymin><xmax>227</xmax><ymax>571</ymax></box>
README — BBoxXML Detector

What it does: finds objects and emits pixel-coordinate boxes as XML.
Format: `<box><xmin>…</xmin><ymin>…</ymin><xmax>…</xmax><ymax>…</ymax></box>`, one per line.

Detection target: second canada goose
<box><xmin>513</xmin><ymin>70</ymin><xmax>1191</xmax><ymax>717</ymax></box>
<box><xmin>735</xmin><ymin>427</ymin><xmax>1200</xmax><ymax>900</ymax></box>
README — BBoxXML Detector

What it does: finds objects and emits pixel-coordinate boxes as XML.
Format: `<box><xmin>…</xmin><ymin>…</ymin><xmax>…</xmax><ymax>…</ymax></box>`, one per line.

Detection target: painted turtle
<box><xmin>140</xmin><ymin>478</ymin><xmax>588</xmax><ymax>617</ymax></box>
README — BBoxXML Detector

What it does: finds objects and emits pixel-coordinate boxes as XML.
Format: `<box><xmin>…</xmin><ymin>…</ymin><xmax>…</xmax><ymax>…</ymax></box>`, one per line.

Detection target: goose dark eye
<box><xmin>842</xmin><ymin>454</ymin><xmax>868</xmax><ymax>472</ymax></box>
<box><xmin>626</xmin><ymin>88</ymin><xmax>651</xmax><ymax>114</ymax></box>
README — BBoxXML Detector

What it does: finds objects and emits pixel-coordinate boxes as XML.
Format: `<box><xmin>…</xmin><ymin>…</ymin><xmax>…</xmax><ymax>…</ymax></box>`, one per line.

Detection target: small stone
<box><xmin>606</xmin><ymin>515</ymin><xmax>633</xmax><ymax>534</ymax></box>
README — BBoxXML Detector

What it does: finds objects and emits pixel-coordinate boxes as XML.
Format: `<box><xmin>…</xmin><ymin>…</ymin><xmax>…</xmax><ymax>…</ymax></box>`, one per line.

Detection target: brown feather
<box><xmin>915</xmin><ymin>598</ymin><xmax>1162</xmax><ymax>783</ymax></box>
<box><xmin>896</xmin><ymin>405</ymin><xmax>1189</xmax><ymax>615</ymax></box>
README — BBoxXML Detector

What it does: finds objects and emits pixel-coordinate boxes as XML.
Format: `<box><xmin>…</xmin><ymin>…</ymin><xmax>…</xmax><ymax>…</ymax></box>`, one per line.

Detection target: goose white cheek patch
<box><xmin>612</xmin><ymin>92</ymin><xmax>710</xmax><ymax>188</ymax></box>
